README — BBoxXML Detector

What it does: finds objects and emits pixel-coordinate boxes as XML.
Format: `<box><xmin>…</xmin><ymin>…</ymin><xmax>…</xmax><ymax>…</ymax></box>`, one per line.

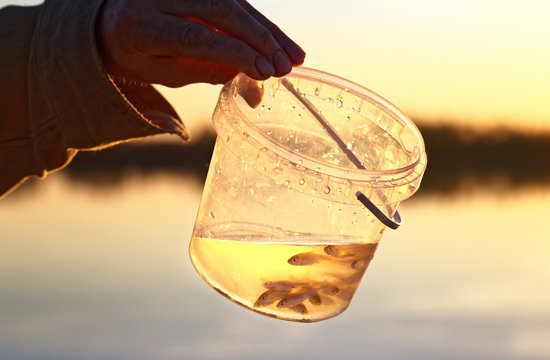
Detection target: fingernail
<box><xmin>273</xmin><ymin>50</ymin><xmax>292</xmax><ymax>74</ymax></box>
<box><xmin>284</xmin><ymin>43</ymin><xmax>306</xmax><ymax>65</ymax></box>
<box><xmin>255</xmin><ymin>56</ymin><xmax>275</xmax><ymax>78</ymax></box>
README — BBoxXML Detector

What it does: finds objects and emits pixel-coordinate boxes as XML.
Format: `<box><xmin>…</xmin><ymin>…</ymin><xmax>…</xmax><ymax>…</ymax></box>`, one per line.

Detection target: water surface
<box><xmin>1</xmin><ymin>174</ymin><xmax>549</xmax><ymax>360</ymax></box>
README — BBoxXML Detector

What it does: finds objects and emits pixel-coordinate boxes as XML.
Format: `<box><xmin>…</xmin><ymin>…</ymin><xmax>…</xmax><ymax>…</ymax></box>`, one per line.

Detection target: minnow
<box><xmin>319</xmin><ymin>286</ymin><xmax>339</xmax><ymax>296</ymax></box>
<box><xmin>339</xmin><ymin>271</ymin><xmax>365</xmax><ymax>286</ymax></box>
<box><xmin>324</xmin><ymin>244</ymin><xmax>377</xmax><ymax>259</ymax></box>
<box><xmin>309</xmin><ymin>294</ymin><xmax>322</xmax><ymax>306</ymax></box>
<box><xmin>264</xmin><ymin>281</ymin><xmax>307</xmax><ymax>290</ymax></box>
<box><xmin>277</xmin><ymin>288</ymin><xmax>318</xmax><ymax>308</ymax></box>
<box><xmin>287</xmin><ymin>252</ymin><xmax>326</xmax><ymax>266</ymax></box>
<box><xmin>254</xmin><ymin>288</ymin><xmax>289</xmax><ymax>307</ymax></box>
<box><xmin>319</xmin><ymin>295</ymin><xmax>334</xmax><ymax>306</ymax></box>
<box><xmin>337</xmin><ymin>289</ymin><xmax>354</xmax><ymax>301</ymax></box>
<box><xmin>289</xmin><ymin>304</ymin><xmax>308</xmax><ymax>315</ymax></box>
<box><xmin>351</xmin><ymin>259</ymin><xmax>370</xmax><ymax>270</ymax></box>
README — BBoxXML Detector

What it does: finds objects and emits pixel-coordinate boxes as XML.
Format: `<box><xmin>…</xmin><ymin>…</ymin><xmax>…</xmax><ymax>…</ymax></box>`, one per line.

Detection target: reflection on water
<box><xmin>1</xmin><ymin>173</ymin><xmax>550</xmax><ymax>360</ymax></box>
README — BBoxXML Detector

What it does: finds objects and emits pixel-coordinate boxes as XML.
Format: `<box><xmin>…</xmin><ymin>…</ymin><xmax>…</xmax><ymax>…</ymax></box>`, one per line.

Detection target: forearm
<box><xmin>0</xmin><ymin>0</ymin><xmax>188</xmax><ymax>198</ymax></box>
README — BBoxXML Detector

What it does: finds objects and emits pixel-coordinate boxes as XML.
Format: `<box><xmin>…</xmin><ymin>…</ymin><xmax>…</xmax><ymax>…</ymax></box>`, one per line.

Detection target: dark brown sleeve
<box><xmin>0</xmin><ymin>0</ymin><xmax>190</xmax><ymax>198</ymax></box>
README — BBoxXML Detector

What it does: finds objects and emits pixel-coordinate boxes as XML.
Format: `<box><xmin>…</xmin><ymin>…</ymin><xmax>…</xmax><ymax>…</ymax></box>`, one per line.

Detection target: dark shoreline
<box><xmin>22</xmin><ymin>123</ymin><xmax>550</xmax><ymax>196</ymax></box>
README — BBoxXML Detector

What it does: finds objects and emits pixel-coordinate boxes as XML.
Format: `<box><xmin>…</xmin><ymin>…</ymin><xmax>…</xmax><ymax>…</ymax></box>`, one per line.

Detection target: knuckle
<box><xmin>205</xmin><ymin>0</ymin><xmax>236</xmax><ymax>19</ymax></box>
<box><xmin>179</xmin><ymin>23</ymin><xmax>214</xmax><ymax>48</ymax></box>
<box><xmin>148</xmin><ymin>22</ymin><xmax>178</xmax><ymax>51</ymax></box>
<box><xmin>257</xmin><ymin>29</ymin><xmax>275</xmax><ymax>49</ymax></box>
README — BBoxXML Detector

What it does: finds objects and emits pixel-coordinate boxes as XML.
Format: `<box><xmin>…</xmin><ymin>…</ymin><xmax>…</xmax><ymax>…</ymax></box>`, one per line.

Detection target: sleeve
<box><xmin>0</xmin><ymin>0</ymin><xmax>190</xmax><ymax>198</ymax></box>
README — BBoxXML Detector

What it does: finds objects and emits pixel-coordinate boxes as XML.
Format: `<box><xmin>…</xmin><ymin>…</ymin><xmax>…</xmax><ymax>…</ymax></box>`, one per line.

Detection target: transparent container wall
<box><xmin>189</xmin><ymin>68</ymin><xmax>427</xmax><ymax>322</ymax></box>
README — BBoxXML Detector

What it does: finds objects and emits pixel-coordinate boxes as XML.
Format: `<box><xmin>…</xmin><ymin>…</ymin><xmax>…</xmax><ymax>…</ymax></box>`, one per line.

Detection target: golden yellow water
<box><xmin>189</xmin><ymin>238</ymin><xmax>378</xmax><ymax>322</ymax></box>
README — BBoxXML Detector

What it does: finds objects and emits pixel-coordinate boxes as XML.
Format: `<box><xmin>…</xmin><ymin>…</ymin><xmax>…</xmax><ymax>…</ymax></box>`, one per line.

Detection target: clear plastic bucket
<box><xmin>190</xmin><ymin>67</ymin><xmax>427</xmax><ymax>322</ymax></box>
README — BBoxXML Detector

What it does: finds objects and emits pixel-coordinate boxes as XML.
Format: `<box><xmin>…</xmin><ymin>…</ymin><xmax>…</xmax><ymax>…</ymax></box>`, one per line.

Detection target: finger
<box><xmin>159</xmin><ymin>0</ymin><xmax>292</xmax><ymax>75</ymax></box>
<box><xmin>237</xmin><ymin>76</ymin><xmax>264</xmax><ymax>108</ymax></box>
<box><xmin>134</xmin><ymin>15</ymin><xmax>275</xmax><ymax>80</ymax></box>
<box><xmin>128</xmin><ymin>57</ymin><xmax>238</xmax><ymax>87</ymax></box>
<box><xmin>236</xmin><ymin>0</ymin><xmax>306</xmax><ymax>65</ymax></box>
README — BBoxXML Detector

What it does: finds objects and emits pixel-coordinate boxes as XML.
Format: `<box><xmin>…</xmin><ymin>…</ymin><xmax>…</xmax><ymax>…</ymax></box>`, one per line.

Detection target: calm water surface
<box><xmin>1</xmin><ymin>174</ymin><xmax>549</xmax><ymax>360</ymax></box>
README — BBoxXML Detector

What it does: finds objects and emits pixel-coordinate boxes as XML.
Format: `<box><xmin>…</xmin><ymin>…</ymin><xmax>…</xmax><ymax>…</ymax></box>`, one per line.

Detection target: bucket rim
<box><xmin>217</xmin><ymin>67</ymin><xmax>426</xmax><ymax>185</ymax></box>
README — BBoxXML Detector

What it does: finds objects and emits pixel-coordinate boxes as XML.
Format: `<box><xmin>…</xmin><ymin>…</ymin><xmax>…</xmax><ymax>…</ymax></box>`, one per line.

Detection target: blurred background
<box><xmin>1</xmin><ymin>0</ymin><xmax>549</xmax><ymax>359</ymax></box>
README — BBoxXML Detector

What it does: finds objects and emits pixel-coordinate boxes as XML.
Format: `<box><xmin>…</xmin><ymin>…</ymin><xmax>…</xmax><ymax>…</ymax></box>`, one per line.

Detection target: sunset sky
<box><xmin>3</xmin><ymin>0</ymin><xmax>549</xmax><ymax>134</ymax></box>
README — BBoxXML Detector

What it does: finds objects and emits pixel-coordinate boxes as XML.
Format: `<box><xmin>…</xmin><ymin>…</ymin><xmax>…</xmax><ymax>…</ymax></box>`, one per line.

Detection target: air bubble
<box><xmin>345</xmin><ymin>116</ymin><xmax>350</xmax><ymax>121</ymax></box>
<box><xmin>284</xmin><ymin>180</ymin><xmax>290</xmax><ymax>186</ymax></box>
<box><xmin>324</xmin><ymin>186</ymin><xmax>331</xmax><ymax>194</ymax></box>
<box><xmin>299</xmin><ymin>178</ymin><xmax>305</xmax><ymax>185</ymax></box>
<box><xmin>266</xmin><ymin>130</ymin><xmax>272</xmax><ymax>135</ymax></box>
<box><xmin>267</xmin><ymin>107</ymin><xmax>271</xmax><ymax>112</ymax></box>
<box><xmin>209</xmin><ymin>211</ymin><xmax>215</xmax><ymax>219</ymax></box>
<box><xmin>336</xmin><ymin>99</ymin><xmax>343</xmax><ymax>108</ymax></box>
<box><xmin>315</xmin><ymin>88</ymin><xmax>320</xmax><ymax>96</ymax></box>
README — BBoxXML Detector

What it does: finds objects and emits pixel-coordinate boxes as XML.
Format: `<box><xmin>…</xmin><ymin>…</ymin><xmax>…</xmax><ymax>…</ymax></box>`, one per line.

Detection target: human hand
<box><xmin>97</xmin><ymin>0</ymin><xmax>306</xmax><ymax>87</ymax></box>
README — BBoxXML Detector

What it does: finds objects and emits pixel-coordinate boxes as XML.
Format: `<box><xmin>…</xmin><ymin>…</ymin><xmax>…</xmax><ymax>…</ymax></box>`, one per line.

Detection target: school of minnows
<box><xmin>253</xmin><ymin>244</ymin><xmax>377</xmax><ymax>317</ymax></box>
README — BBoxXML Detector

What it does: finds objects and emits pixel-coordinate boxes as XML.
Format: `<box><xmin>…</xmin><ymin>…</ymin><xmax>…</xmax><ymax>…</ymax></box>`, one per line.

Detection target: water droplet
<box><xmin>299</xmin><ymin>178</ymin><xmax>305</xmax><ymax>185</ymax></box>
<box><xmin>345</xmin><ymin>116</ymin><xmax>350</xmax><ymax>121</ymax></box>
<box><xmin>336</xmin><ymin>99</ymin><xmax>343</xmax><ymax>108</ymax></box>
<box><xmin>209</xmin><ymin>211</ymin><xmax>215</xmax><ymax>219</ymax></box>
<box><xmin>314</xmin><ymin>87</ymin><xmax>320</xmax><ymax>96</ymax></box>
<box><xmin>324</xmin><ymin>186</ymin><xmax>331</xmax><ymax>194</ymax></box>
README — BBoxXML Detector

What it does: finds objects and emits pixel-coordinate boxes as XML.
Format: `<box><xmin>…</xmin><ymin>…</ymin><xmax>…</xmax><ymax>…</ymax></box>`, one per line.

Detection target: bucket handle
<box><xmin>281</xmin><ymin>79</ymin><xmax>401</xmax><ymax>230</ymax></box>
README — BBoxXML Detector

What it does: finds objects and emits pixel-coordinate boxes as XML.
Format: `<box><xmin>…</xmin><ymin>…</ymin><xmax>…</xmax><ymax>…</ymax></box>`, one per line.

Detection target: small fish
<box><xmin>309</xmin><ymin>294</ymin><xmax>322</xmax><ymax>306</ymax></box>
<box><xmin>320</xmin><ymin>286</ymin><xmax>340</xmax><ymax>296</ymax></box>
<box><xmin>289</xmin><ymin>304</ymin><xmax>308</xmax><ymax>315</ymax></box>
<box><xmin>339</xmin><ymin>271</ymin><xmax>365</xmax><ymax>286</ymax></box>
<box><xmin>254</xmin><ymin>289</ymin><xmax>289</xmax><ymax>307</ymax></box>
<box><xmin>337</xmin><ymin>289</ymin><xmax>354</xmax><ymax>301</ymax></box>
<box><xmin>351</xmin><ymin>259</ymin><xmax>370</xmax><ymax>270</ymax></box>
<box><xmin>264</xmin><ymin>281</ymin><xmax>306</xmax><ymax>290</ymax></box>
<box><xmin>319</xmin><ymin>295</ymin><xmax>334</xmax><ymax>306</ymax></box>
<box><xmin>324</xmin><ymin>244</ymin><xmax>377</xmax><ymax>259</ymax></box>
<box><xmin>287</xmin><ymin>252</ymin><xmax>325</xmax><ymax>266</ymax></box>
<box><xmin>277</xmin><ymin>288</ymin><xmax>318</xmax><ymax>308</ymax></box>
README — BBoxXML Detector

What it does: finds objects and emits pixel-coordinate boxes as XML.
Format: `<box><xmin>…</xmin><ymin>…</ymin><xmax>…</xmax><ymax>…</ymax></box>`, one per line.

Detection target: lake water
<box><xmin>1</xmin><ymin>173</ymin><xmax>549</xmax><ymax>360</ymax></box>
